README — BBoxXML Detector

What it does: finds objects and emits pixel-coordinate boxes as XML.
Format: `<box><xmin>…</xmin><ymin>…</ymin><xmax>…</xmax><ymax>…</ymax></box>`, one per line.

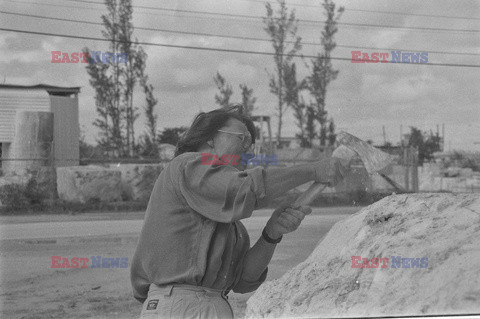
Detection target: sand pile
<box><xmin>246</xmin><ymin>193</ymin><xmax>480</xmax><ymax>318</ymax></box>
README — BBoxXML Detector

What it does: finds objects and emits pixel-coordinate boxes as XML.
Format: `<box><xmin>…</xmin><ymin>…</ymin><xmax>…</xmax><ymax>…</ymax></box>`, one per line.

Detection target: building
<box><xmin>0</xmin><ymin>84</ymin><xmax>80</xmax><ymax>172</ymax></box>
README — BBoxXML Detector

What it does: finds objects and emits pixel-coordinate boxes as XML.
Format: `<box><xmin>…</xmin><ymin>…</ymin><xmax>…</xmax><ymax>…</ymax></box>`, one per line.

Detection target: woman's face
<box><xmin>212</xmin><ymin>118</ymin><xmax>253</xmax><ymax>169</ymax></box>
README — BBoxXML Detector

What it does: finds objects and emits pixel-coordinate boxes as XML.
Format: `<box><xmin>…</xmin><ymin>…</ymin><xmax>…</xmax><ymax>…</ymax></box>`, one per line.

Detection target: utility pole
<box><xmin>382</xmin><ymin>126</ymin><xmax>387</xmax><ymax>145</ymax></box>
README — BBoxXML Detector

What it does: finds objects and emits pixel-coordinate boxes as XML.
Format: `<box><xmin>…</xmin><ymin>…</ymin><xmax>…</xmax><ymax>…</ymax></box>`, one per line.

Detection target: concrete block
<box><xmin>113</xmin><ymin>164</ymin><xmax>164</xmax><ymax>202</ymax></box>
<box><xmin>56</xmin><ymin>166</ymin><xmax>122</xmax><ymax>203</ymax></box>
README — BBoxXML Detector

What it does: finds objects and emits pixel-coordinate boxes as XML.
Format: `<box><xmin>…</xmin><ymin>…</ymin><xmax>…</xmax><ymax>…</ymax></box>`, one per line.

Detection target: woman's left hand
<box><xmin>264</xmin><ymin>204</ymin><xmax>312</xmax><ymax>240</ymax></box>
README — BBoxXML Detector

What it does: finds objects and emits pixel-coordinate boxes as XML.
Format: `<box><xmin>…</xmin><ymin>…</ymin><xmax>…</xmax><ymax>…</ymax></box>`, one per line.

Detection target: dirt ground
<box><xmin>0</xmin><ymin>207</ymin><xmax>361</xmax><ymax>318</ymax></box>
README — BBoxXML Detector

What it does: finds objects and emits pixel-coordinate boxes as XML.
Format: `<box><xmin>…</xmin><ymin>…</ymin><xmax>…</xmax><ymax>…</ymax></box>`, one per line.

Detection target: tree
<box><xmin>239</xmin><ymin>84</ymin><xmax>256</xmax><ymax>116</ymax></box>
<box><xmin>79</xmin><ymin>126</ymin><xmax>103</xmax><ymax>159</ymax></box>
<box><xmin>306</xmin><ymin>0</ymin><xmax>343</xmax><ymax>146</ymax></box>
<box><xmin>263</xmin><ymin>0</ymin><xmax>302</xmax><ymax>146</ymax></box>
<box><xmin>142</xmin><ymin>83</ymin><xmax>158</xmax><ymax>145</ymax></box>
<box><xmin>85</xmin><ymin>61</ymin><xmax>117</xmax><ymax>155</ymax></box>
<box><xmin>137</xmin><ymin>80</ymin><xmax>159</xmax><ymax>157</ymax></box>
<box><xmin>158</xmin><ymin>127</ymin><xmax>188</xmax><ymax>146</ymax></box>
<box><xmin>84</xmin><ymin>0</ymin><xmax>152</xmax><ymax>157</ymax></box>
<box><xmin>283</xmin><ymin>62</ymin><xmax>309</xmax><ymax>147</ymax></box>
<box><xmin>305</xmin><ymin>104</ymin><xmax>316</xmax><ymax>147</ymax></box>
<box><xmin>408</xmin><ymin>127</ymin><xmax>442</xmax><ymax>165</ymax></box>
<box><xmin>423</xmin><ymin>130</ymin><xmax>442</xmax><ymax>162</ymax></box>
<box><xmin>327</xmin><ymin>118</ymin><xmax>336</xmax><ymax>146</ymax></box>
<box><xmin>214</xmin><ymin>72</ymin><xmax>233</xmax><ymax>108</ymax></box>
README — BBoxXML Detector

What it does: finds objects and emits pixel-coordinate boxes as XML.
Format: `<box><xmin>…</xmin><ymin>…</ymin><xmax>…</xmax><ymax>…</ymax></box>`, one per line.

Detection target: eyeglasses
<box><xmin>217</xmin><ymin>129</ymin><xmax>253</xmax><ymax>152</ymax></box>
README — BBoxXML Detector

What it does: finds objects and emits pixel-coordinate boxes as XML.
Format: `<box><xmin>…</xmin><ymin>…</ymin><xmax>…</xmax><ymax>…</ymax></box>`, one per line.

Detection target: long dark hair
<box><xmin>175</xmin><ymin>104</ymin><xmax>256</xmax><ymax>157</ymax></box>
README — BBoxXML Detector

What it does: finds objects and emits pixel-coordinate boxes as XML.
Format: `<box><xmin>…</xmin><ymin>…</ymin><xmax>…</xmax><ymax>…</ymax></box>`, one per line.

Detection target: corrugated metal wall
<box><xmin>50</xmin><ymin>95</ymin><xmax>79</xmax><ymax>167</ymax></box>
<box><xmin>0</xmin><ymin>88</ymin><xmax>50</xmax><ymax>142</ymax></box>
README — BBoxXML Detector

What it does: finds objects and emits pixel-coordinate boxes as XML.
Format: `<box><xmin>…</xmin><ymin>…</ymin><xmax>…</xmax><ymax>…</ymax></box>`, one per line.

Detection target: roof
<box><xmin>0</xmin><ymin>84</ymin><xmax>81</xmax><ymax>95</ymax></box>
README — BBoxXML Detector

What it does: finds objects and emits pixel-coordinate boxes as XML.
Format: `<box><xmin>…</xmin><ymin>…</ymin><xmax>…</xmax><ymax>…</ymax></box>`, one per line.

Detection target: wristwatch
<box><xmin>262</xmin><ymin>227</ymin><xmax>282</xmax><ymax>244</ymax></box>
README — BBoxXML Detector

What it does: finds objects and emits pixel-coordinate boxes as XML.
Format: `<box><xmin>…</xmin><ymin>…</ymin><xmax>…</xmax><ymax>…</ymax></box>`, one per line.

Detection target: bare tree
<box><xmin>263</xmin><ymin>0</ymin><xmax>302</xmax><ymax>146</ymax></box>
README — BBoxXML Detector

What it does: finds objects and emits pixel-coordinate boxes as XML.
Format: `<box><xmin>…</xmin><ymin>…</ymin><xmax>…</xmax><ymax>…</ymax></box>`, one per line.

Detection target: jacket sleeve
<box><xmin>177</xmin><ymin>153</ymin><xmax>267</xmax><ymax>223</ymax></box>
<box><xmin>130</xmin><ymin>248</ymin><xmax>150</xmax><ymax>303</ymax></box>
<box><xmin>231</xmin><ymin>222</ymin><xmax>268</xmax><ymax>293</ymax></box>
<box><xmin>232</xmin><ymin>267</ymin><xmax>268</xmax><ymax>294</ymax></box>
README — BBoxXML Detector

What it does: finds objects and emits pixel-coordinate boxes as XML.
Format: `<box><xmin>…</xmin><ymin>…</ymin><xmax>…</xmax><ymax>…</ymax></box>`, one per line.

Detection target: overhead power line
<box><xmin>345</xmin><ymin>8</ymin><xmax>480</xmax><ymax>21</ymax></box>
<box><xmin>4</xmin><ymin>0</ymin><xmax>480</xmax><ymax>34</ymax></box>
<box><xmin>3</xmin><ymin>0</ymin><xmax>99</xmax><ymax>11</ymax></box>
<box><xmin>60</xmin><ymin>0</ymin><xmax>480</xmax><ymax>33</ymax></box>
<box><xmin>1</xmin><ymin>27</ymin><xmax>479</xmax><ymax>69</ymax></box>
<box><xmin>236</xmin><ymin>0</ymin><xmax>480</xmax><ymax>20</ymax></box>
<box><xmin>2</xmin><ymin>10</ymin><xmax>479</xmax><ymax>57</ymax></box>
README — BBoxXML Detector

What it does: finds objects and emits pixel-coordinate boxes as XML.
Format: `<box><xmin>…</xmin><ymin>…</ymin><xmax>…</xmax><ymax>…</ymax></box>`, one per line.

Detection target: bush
<box><xmin>0</xmin><ymin>183</ymin><xmax>31</xmax><ymax>210</ymax></box>
<box><xmin>0</xmin><ymin>173</ymin><xmax>47</xmax><ymax>212</ymax></box>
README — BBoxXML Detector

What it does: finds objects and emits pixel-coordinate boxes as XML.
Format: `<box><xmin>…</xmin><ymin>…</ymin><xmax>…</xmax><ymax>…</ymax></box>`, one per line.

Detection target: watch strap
<box><xmin>262</xmin><ymin>227</ymin><xmax>282</xmax><ymax>244</ymax></box>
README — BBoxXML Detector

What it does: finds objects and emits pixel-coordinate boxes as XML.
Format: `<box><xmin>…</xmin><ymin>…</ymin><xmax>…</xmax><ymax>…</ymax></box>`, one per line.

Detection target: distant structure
<box><xmin>0</xmin><ymin>84</ymin><xmax>80</xmax><ymax>172</ymax></box>
<box><xmin>250</xmin><ymin>115</ymin><xmax>274</xmax><ymax>154</ymax></box>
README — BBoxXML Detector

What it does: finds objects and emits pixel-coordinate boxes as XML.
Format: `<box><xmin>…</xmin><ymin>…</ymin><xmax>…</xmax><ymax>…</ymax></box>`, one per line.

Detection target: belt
<box><xmin>149</xmin><ymin>283</ymin><xmax>229</xmax><ymax>299</ymax></box>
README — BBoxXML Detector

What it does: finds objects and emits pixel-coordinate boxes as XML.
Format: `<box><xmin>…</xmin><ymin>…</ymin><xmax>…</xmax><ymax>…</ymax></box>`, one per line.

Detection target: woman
<box><xmin>131</xmin><ymin>105</ymin><xmax>346</xmax><ymax>319</ymax></box>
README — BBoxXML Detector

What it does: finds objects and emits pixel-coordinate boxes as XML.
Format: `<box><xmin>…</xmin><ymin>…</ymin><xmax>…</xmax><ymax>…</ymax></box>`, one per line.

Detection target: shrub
<box><xmin>0</xmin><ymin>183</ymin><xmax>30</xmax><ymax>210</ymax></box>
<box><xmin>0</xmin><ymin>174</ymin><xmax>46</xmax><ymax>211</ymax></box>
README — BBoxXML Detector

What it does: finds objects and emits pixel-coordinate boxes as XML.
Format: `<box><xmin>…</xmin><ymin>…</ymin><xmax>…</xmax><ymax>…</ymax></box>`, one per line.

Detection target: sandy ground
<box><xmin>0</xmin><ymin>207</ymin><xmax>360</xmax><ymax>318</ymax></box>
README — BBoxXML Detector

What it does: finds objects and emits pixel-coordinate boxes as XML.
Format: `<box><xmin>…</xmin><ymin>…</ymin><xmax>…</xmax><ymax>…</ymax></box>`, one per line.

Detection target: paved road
<box><xmin>0</xmin><ymin>207</ymin><xmax>360</xmax><ymax>241</ymax></box>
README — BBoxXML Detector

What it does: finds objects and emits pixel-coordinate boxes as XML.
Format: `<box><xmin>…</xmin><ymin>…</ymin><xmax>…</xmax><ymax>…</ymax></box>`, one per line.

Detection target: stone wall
<box><xmin>55</xmin><ymin>164</ymin><xmax>165</xmax><ymax>203</ymax></box>
<box><xmin>419</xmin><ymin>163</ymin><xmax>480</xmax><ymax>193</ymax></box>
<box><xmin>56</xmin><ymin>166</ymin><xmax>123</xmax><ymax>203</ymax></box>
<box><xmin>112</xmin><ymin>164</ymin><xmax>165</xmax><ymax>202</ymax></box>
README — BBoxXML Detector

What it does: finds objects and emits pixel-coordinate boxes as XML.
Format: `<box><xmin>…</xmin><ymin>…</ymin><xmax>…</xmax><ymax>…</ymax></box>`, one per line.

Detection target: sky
<box><xmin>1</xmin><ymin>0</ymin><xmax>479</xmax><ymax>151</ymax></box>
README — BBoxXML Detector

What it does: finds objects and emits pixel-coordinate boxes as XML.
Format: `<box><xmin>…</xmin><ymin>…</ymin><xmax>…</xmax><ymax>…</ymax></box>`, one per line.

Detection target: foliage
<box><xmin>263</xmin><ymin>0</ymin><xmax>302</xmax><ymax>146</ymax></box>
<box><xmin>305</xmin><ymin>104</ymin><xmax>316</xmax><ymax>146</ymax></box>
<box><xmin>158</xmin><ymin>127</ymin><xmax>188</xmax><ymax>146</ymax></box>
<box><xmin>137</xmin><ymin>70</ymin><xmax>159</xmax><ymax>157</ymax></box>
<box><xmin>214</xmin><ymin>72</ymin><xmax>233</xmax><ymax>108</ymax></box>
<box><xmin>0</xmin><ymin>184</ymin><xmax>30</xmax><ymax>210</ymax></box>
<box><xmin>239</xmin><ymin>84</ymin><xmax>257</xmax><ymax>116</ymax></box>
<box><xmin>0</xmin><ymin>176</ymin><xmax>43</xmax><ymax>211</ymax></box>
<box><xmin>327</xmin><ymin>118</ymin><xmax>336</xmax><ymax>146</ymax></box>
<box><xmin>305</xmin><ymin>0</ymin><xmax>343</xmax><ymax>146</ymax></box>
<box><xmin>408</xmin><ymin>127</ymin><xmax>442</xmax><ymax>165</ymax></box>
<box><xmin>84</xmin><ymin>0</ymin><xmax>155</xmax><ymax>157</ymax></box>
<box><xmin>450</xmin><ymin>151</ymin><xmax>480</xmax><ymax>171</ymax></box>
<box><xmin>283</xmin><ymin>62</ymin><xmax>309</xmax><ymax>147</ymax></box>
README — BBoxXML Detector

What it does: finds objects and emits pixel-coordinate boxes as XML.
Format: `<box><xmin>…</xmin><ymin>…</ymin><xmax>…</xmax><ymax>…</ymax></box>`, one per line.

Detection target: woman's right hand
<box><xmin>313</xmin><ymin>157</ymin><xmax>348</xmax><ymax>187</ymax></box>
